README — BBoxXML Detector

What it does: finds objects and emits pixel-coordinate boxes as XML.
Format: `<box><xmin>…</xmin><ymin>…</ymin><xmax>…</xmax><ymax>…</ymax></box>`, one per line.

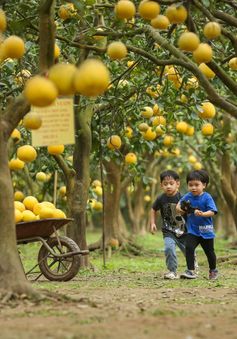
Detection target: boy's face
<box><xmin>161</xmin><ymin>176</ymin><xmax>180</xmax><ymax>196</ymax></box>
<box><xmin>188</xmin><ymin>180</ymin><xmax>206</xmax><ymax>195</ymax></box>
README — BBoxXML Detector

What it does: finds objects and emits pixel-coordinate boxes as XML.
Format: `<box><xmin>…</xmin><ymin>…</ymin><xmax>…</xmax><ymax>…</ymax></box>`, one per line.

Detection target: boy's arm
<box><xmin>194</xmin><ymin>210</ymin><xmax>215</xmax><ymax>217</ymax></box>
<box><xmin>176</xmin><ymin>201</ymin><xmax>186</xmax><ymax>215</ymax></box>
<box><xmin>150</xmin><ymin>208</ymin><xmax>157</xmax><ymax>234</ymax></box>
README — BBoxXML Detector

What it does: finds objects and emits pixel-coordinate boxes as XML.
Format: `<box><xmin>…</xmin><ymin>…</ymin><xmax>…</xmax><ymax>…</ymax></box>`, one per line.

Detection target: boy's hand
<box><xmin>150</xmin><ymin>223</ymin><xmax>157</xmax><ymax>234</ymax></box>
<box><xmin>194</xmin><ymin>209</ymin><xmax>203</xmax><ymax>216</ymax></box>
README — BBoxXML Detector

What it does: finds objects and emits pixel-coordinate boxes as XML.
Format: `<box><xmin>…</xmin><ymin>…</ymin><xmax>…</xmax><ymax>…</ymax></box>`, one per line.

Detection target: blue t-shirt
<box><xmin>180</xmin><ymin>192</ymin><xmax>217</xmax><ymax>239</ymax></box>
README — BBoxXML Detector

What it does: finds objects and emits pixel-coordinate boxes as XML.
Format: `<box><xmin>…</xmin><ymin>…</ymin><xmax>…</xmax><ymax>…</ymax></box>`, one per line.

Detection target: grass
<box><xmin>18</xmin><ymin>230</ymin><xmax>237</xmax><ymax>291</ymax></box>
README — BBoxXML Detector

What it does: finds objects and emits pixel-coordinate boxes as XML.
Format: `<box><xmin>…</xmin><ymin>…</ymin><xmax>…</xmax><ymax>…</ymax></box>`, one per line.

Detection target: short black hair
<box><xmin>186</xmin><ymin>169</ymin><xmax>209</xmax><ymax>185</ymax></box>
<box><xmin>160</xmin><ymin>170</ymin><xmax>180</xmax><ymax>182</ymax></box>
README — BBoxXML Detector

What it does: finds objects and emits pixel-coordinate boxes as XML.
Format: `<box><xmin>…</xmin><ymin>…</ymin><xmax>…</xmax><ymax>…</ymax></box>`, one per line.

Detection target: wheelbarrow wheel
<box><xmin>38</xmin><ymin>236</ymin><xmax>80</xmax><ymax>281</ymax></box>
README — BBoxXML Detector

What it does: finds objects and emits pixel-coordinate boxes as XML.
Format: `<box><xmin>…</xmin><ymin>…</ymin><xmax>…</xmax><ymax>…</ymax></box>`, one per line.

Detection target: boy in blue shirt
<box><xmin>177</xmin><ymin>169</ymin><xmax>218</xmax><ymax>280</ymax></box>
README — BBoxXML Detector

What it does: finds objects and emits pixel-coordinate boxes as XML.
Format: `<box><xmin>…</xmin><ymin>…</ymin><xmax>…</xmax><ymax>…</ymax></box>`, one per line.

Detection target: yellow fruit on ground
<box><xmin>138</xmin><ymin>122</ymin><xmax>149</xmax><ymax>132</ymax></box>
<box><xmin>151</xmin><ymin>15</ymin><xmax>170</xmax><ymax>29</ymax></box>
<box><xmin>39</xmin><ymin>207</ymin><xmax>55</xmax><ymax>219</ymax></box>
<box><xmin>74</xmin><ymin>59</ymin><xmax>110</xmax><ymax>97</ymax></box>
<box><xmin>201</xmin><ymin>123</ymin><xmax>214</xmax><ymax>136</ymax></box>
<box><xmin>155</xmin><ymin>124</ymin><xmax>165</xmax><ymax>136</ymax></box>
<box><xmin>48</xmin><ymin>63</ymin><xmax>77</xmax><ymax>95</ymax></box>
<box><xmin>47</xmin><ymin>144</ymin><xmax>65</xmax><ymax>155</ymax></box>
<box><xmin>52</xmin><ymin>208</ymin><xmax>66</xmax><ymax>219</ymax></box>
<box><xmin>125</xmin><ymin>152</ymin><xmax>137</xmax><ymax>164</ymax></box>
<box><xmin>24</xmin><ymin>76</ymin><xmax>58</xmax><ymax>107</ymax></box>
<box><xmin>36</xmin><ymin>172</ymin><xmax>47</xmax><ymax>182</ymax></box>
<box><xmin>198</xmin><ymin>102</ymin><xmax>216</xmax><ymax>119</ymax></box>
<box><xmin>152</xmin><ymin>116</ymin><xmax>166</xmax><ymax>126</ymax></box>
<box><xmin>107</xmin><ymin>135</ymin><xmax>122</xmax><ymax>150</ymax></box>
<box><xmin>193</xmin><ymin>43</ymin><xmax>213</xmax><ymax>64</ymax></box>
<box><xmin>23</xmin><ymin>196</ymin><xmax>38</xmax><ymax>211</ymax></box>
<box><xmin>17</xmin><ymin>145</ymin><xmax>37</xmax><ymax>163</ymax></box>
<box><xmin>107</xmin><ymin>41</ymin><xmax>127</xmax><ymax>60</ymax></box>
<box><xmin>165</xmin><ymin>5</ymin><xmax>187</xmax><ymax>24</ymax></box>
<box><xmin>163</xmin><ymin>135</ymin><xmax>174</xmax><ymax>146</ymax></box>
<box><xmin>198</xmin><ymin>63</ymin><xmax>215</xmax><ymax>79</ymax></box>
<box><xmin>9</xmin><ymin>158</ymin><xmax>25</xmax><ymax>170</ymax></box>
<box><xmin>229</xmin><ymin>57</ymin><xmax>237</xmax><ymax>70</ymax></box>
<box><xmin>22</xmin><ymin>210</ymin><xmax>36</xmax><ymax>222</ymax></box>
<box><xmin>11</xmin><ymin>129</ymin><xmax>21</xmax><ymax>142</ymax></box>
<box><xmin>14</xmin><ymin>191</ymin><xmax>25</xmax><ymax>201</ymax></box>
<box><xmin>14</xmin><ymin>201</ymin><xmax>26</xmax><ymax>212</ymax></box>
<box><xmin>178</xmin><ymin>32</ymin><xmax>200</xmax><ymax>52</ymax></box>
<box><xmin>54</xmin><ymin>43</ymin><xmax>60</xmax><ymax>59</ymax></box>
<box><xmin>93</xmin><ymin>186</ymin><xmax>103</xmax><ymax>196</ymax></box>
<box><xmin>0</xmin><ymin>9</ymin><xmax>6</xmax><ymax>32</ymax></box>
<box><xmin>141</xmin><ymin>106</ymin><xmax>153</xmax><ymax>118</ymax></box>
<box><xmin>176</xmin><ymin>121</ymin><xmax>188</xmax><ymax>134</ymax></box>
<box><xmin>143</xmin><ymin>127</ymin><xmax>156</xmax><ymax>141</ymax></box>
<box><xmin>138</xmin><ymin>1</ymin><xmax>160</xmax><ymax>20</ymax></box>
<box><xmin>188</xmin><ymin>155</ymin><xmax>197</xmax><ymax>164</ymax></box>
<box><xmin>15</xmin><ymin>209</ymin><xmax>23</xmax><ymax>223</ymax></box>
<box><xmin>109</xmin><ymin>238</ymin><xmax>119</xmax><ymax>248</ymax></box>
<box><xmin>185</xmin><ymin>125</ymin><xmax>195</xmax><ymax>136</ymax></box>
<box><xmin>125</xmin><ymin>126</ymin><xmax>133</xmax><ymax>138</ymax></box>
<box><xmin>59</xmin><ymin>186</ymin><xmax>67</xmax><ymax>196</ymax></box>
<box><xmin>193</xmin><ymin>161</ymin><xmax>203</xmax><ymax>170</ymax></box>
<box><xmin>3</xmin><ymin>36</ymin><xmax>25</xmax><ymax>59</ymax></box>
<box><xmin>114</xmin><ymin>0</ymin><xmax>136</xmax><ymax>19</ymax></box>
<box><xmin>23</xmin><ymin>112</ymin><xmax>42</xmax><ymax>130</ymax></box>
<box><xmin>203</xmin><ymin>21</ymin><xmax>221</xmax><ymax>40</ymax></box>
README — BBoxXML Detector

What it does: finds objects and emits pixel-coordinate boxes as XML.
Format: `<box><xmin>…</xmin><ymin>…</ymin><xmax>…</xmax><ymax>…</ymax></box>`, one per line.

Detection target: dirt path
<box><xmin>1</xmin><ymin>275</ymin><xmax>237</xmax><ymax>339</ymax></box>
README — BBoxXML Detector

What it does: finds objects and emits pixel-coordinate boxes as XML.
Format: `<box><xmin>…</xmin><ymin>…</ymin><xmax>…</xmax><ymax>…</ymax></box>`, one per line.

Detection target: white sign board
<box><xmin>31</xmin><ymin>98</ymin><xmax>75</xmax><ymax>147</ymax></box>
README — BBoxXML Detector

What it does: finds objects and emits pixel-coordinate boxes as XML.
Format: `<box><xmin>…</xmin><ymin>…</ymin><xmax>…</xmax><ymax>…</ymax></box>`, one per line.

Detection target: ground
<box><xmin>1</xmin><ymin>234</ymin><xmax>237</xmax><ymax>338</ymax></box>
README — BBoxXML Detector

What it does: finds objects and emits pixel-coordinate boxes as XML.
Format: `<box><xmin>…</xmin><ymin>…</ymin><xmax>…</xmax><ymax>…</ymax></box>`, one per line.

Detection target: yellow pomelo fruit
<box><xmin>188</xmin><ymin>155</ymin><xmax>197</xmax><ymax>164</ymax></box>
<box><xmin>14</xmin><ymin>201</ymin><xmax>26</xmax><ymax>212</ymax></box>
<box><xmin>11</xmin><ymin>128</ymin><xmax>21</xmax><ymax>142</ymax></box>
<box><xmin>198</xmin><ymin>102</ymin><xmax>216</xmax><ymax>119</ymax></box>
<box><xmin>107</xmin><ymin>41</ymin><xmax>127</xmax><ymax>60</ymax></box>
<box><xmin>36</xmin><ymin>172</ymin><xmax>47</xmax><ymax>182</ymax></box>
<box><xmin>144</xmin><ymin>195</ymin><xmax>151</xmax><ymax>202</ymax></box>
<box><xmin>17</xmin><ymin>145</ymin><xmax>37</xmax><ymax>163</ymax></box>
<box><xmin>47</xmin><ymin>144</ymin><xmax>65</xmax><ymax>155</ymax></box>
<box><xmin>33</xmin><ymin>202</ymin><xmax>46</xmax><ymax>216</ymax></box>
<box><xmin>152</xmin><ymin>116</ymin><xmax>166</xmax><ymax>126</ymax></box>
<box><xmin>93</xmin><ymin>186</ymin><xmax>103</xmax><ymax>196</ymax></box>
<box><xmin>171</xmin><ymin>148</ymin><xmax>181</xmax><ymax>157</ymax></box>
<box><xmin>107</xmin><ymin>135</ymin><xmax>122</xmax><ymax>150</ymax></box>
<box><xmin>92</xmin><ymin>201</ymin><xmax>103</xmax><ymax>211</ymax></box>
<box><xmin>58</xmin><ymin>3</ymin><xmax>76</xmax><ymax>20</ymax></box>
<box><xmin>52</xmin><ymin>208</ymin><xmax>66</xmax><ymax>219</ymax></box>
<box><xmin>127</xmin><ymin>60</ymin><xmax>135</xmax><ymax>67</ymax></box>
<box><xmin>151</xmin><ymin>15</ymin><xmax>170</xmax><ymax>29</ymax></box>
<box><xmin>41</xmin><ymin>201</ymin><xmax>55</xmax><ymax>209</ymax></box>
<box><xmin>165</xmin><ymin>5</ymin><xmax>187</xmax><ymax>24</ymax></box>
<box><xmin>229</xmin><ymin>57</ymin><xmax>237</xmax><ymax>70</ymax></box>
<box><xmin>203</xmin><ymin>22</ymin><xmax>221</xmax><ymax>40</ymax></box>
<box><xmin>23</xmin><ymin>112</ymin><xmax>42</xmax><ymax>130</ymax></box>
<box><xmin>15</xmin><ymin>209</ymin><xmax>23</xmax><ymax>223</ymax></box>
<box><xmin>185</xmin><ymin>125</ymin><xmax>195</xmax><ymax>136</ymax></box>
<box><xmin>3</xmin><ymin>36</ymin><xmax>25</xmax><ymax>59</ymax></box>
<box><xmin>74</xmin><ymin>59</ymin><xmax>110</xmax><ymax>97</ymax></box>
<box><xmin>23</xmin><ymin>196</ymin><xmax>38</xmax><ymax>211</ymax></box>
<box><xmin>155</xmin><ymin>124</ymin><xmax>165</xmax><ymax>136</ymax></box>
<box><xmin>193</xmin><ymin>43</ymin><xmax>213</xmax><ymax>64</ymax></box>
<box><xmin>201</xmin><ymin>123</ymin><xmax>214</xmax><ymax>136</ymax></box>
<box><xmin>22</xmin><ymin>210</ymin><xmax>36</xmax><ymax>222</ymax></box>
<box><xmin>39</xmin><ymin>207</ymin><xmax>54</xmax><ymax>219</ymax></box>
<box><xmin>48</xmin><ymin>63</ymin><xmax>77</xmax><ymax>95</ymax></box>
<box><xmin>163</xmin><ymin>135</ymin><xmax>174</xmax><ymax>146</ymax></box>
<box><xmin>178</xmin><ymin>32</ymin><xmax>200</xmax><ymax>52</ymax></box>
<box><xmin>176</xmin><ymin>121</ymin><xmax>188</xmax><ymax>134</ymax></box>
<box><xmin>59</xmin><ymin>186</ymin><xmax>67</xmax><ymax>196</ymax></box>
<box><xmin>138</xmin><ymin>1</ymin><xmax>160</xmax><ymax>20</ymax></box>
<box><xmin>153</xmin><ymin>104</ymin><xmax>160</xmax><ymax>115</ymax></box>
<box><xmin>92</xmin><ymin>180</ymin><xmax>101</xmax><ymax>187</ymax></box>
<box><xmin>114</xmin><ymin>0</ymin><xmax>136</xmax><ymax>19</ymax></box>
<box><xmin>9</xmin><ymin>158</ymin><xmax>25</xmax><ymax>170</ymax></box>
<box><xmin>141</xmin><ymin>106</ymin><xmax>153</xmax><ymax>118</ymax></box>
<box><xmin>193</xmin><ymin>162</ymin><xmax>203</xmax><ymax>170</ymax></box>
<box><xmin>54</xmin><ymin>43</ymin><xmax>60</xmax><ymax>59</ymax></box>
<box><xmin>138</xmin><ymin>122</ymin><xmax>149</xmax><ymax>132</ymax></box>
<box><xmin>14</xmin><ymin>191</ymin><xmax>25</xmax><ymax>201</ymax></box>
<box><xmin>143</xmin><ymin>127</ymin><xmax>156</xmax><ymax>141</ymax></box>
<box><xmin>198</xmin><ymin>63</ymin><xmax>215</xmax><ymax>79</ymax></box>
<box><xmin>125</xmin><ymin>126</ymin><xmax>133</xmax><ymax>138</ymax></box>
<box><xmin>125</xmin><ymin>152</ymin><xmax>137</xmax><ymax>164</ymax></box>
<box><xmin>24</xmin><ymin>76</ymin><xmax>58</xmax><ymax>107</ymax></box>
<box><xmin>0</xmin><ymin>9</ymin><xmax>6</xmax><ymax>32</ymax></box>
<box><xmin>185</xmin><ymin>76</ymin><xmax>199</xmax><ymax>89</ymax></box>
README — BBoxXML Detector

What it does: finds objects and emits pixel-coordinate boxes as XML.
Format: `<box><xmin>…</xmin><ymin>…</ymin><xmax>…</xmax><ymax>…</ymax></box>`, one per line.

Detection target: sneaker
<box><xmin>180</xmin><ymin>270</ymin><xmax>197</xmax><ymax>279</ymax></box>
<box><xmin>194</xmin><ymin>258</ymin><xmax>199</xmax><ymax>275</ymax></box>
<box><xmin>164</xmin><ymin>271</ymin><xmax>178</xmax><ymax>280</ymax></box>
<box><xmin>209</xmin><ymin>269</ymin><xmax>218</xmax><ymax>280</ymax></box>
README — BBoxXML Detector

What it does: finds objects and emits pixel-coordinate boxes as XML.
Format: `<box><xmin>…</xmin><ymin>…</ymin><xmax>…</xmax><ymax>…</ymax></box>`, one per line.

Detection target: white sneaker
<box><xmin>164</xmin><ymin>271</ymin><xmax>178</xmax><ymax>280</ymax></box>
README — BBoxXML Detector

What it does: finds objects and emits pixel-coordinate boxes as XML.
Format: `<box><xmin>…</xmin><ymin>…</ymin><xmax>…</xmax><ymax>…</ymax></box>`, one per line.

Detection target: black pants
<box><xmin>186</xmin><ymin>234</ymin><xmax>216</xmax><ymax>271</ymax></box>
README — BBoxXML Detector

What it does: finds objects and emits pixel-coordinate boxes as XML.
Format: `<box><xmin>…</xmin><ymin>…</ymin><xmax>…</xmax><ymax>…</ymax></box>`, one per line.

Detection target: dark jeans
<box><xmin>186</xmin><ymin>233</ymin><xmax>216</xmax><ymax>271</ymax></box>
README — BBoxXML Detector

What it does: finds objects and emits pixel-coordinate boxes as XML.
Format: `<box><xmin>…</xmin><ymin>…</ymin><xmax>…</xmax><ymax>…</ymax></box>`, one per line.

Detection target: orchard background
<box><xmin>0</xmin><ymin>0</ymin><xmax>237</xmax><ymax>337</ymax></box>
